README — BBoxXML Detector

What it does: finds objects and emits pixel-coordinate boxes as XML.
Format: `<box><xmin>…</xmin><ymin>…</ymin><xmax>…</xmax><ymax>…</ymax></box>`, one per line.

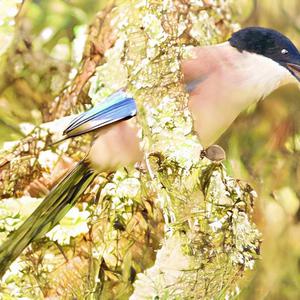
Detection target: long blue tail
<box><xmin>0</xmin><ymin>160</ymin><xmax>96</xmax><ymax>278</ymax></box>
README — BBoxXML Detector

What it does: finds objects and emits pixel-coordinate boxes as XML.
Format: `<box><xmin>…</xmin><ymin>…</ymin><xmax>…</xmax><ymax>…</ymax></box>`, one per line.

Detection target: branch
<box><xmin>0</xmin><ymin>1</ymin><xmax>261</xmax><ymax>299</ymax></box>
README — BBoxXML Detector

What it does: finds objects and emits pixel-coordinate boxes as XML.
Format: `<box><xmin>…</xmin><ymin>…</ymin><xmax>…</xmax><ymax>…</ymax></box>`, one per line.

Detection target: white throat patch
<box><xmin>236</xmin><ymin>51</ymin><xmax>297</xmax><ymax>101</ymax></box>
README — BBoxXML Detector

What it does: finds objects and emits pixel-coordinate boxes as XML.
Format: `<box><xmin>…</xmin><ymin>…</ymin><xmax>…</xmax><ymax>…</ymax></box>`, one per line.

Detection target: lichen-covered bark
<box><xmin>0</xmin><ymin>1</ymin><xmax>261</xmax><ymax>299</ymax></box>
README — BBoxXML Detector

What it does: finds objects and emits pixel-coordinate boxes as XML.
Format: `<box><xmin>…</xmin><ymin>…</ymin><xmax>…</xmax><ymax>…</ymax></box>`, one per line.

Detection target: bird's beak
<box><xmin>287</xmin><ymin>58</ymin><xmax>300</xmax><ymax>82</ymax></box>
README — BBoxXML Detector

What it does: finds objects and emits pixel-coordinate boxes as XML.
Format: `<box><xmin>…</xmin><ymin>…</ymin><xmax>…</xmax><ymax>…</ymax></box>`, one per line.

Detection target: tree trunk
<box><xmin>0</xmin><ymin>1</ymin><xmax>260</xmax><ymax>299</ymax></box>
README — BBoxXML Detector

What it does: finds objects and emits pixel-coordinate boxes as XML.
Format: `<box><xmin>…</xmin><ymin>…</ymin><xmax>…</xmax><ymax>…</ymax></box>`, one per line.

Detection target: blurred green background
<box><xmin>225</xmin><ymin>0</ymin><xmax>300</xmax><ymax>299</ymax></box>
<box><xmin>1</xmin><ymin>0</ymin><xmax>300</xmax><ymax>299</ymax></box>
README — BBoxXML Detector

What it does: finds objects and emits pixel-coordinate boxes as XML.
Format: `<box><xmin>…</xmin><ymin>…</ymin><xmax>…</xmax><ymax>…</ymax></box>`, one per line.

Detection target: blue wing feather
<box><xmin>63</xmin><ymin>91</ymin><xmax>137</xmax><ymax>138</ymax></box>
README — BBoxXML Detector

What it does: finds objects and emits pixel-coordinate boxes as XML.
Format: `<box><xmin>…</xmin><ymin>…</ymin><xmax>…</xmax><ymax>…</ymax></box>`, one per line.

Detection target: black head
<box><xmin>229</xmin><ymin>27</ymin><xmax>300</xmax><ymax>81</ymax></box>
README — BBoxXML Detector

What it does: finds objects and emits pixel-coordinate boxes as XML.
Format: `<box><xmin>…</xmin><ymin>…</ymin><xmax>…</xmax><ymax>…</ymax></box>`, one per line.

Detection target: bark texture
<box><xmin>0</xmin><ymin>1</ymin><xmax>260</xmax><ymax>299</ymax></box>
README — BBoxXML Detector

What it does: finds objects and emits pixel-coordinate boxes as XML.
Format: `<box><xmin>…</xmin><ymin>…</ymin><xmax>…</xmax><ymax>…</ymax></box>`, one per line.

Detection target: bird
<box><xmin>0</xmin><ymin>90</ymin><xmax>143</xmax><ymax>277</ymax></box>
<box><xmin>0</xmin><ymin>27</ymin><xmax>299</xmax><ymax>277</ymax></box>
<box><xmin>183</xmin><ymin>27</ymin><xmax>300</xmax><ymax>147</ymax></box>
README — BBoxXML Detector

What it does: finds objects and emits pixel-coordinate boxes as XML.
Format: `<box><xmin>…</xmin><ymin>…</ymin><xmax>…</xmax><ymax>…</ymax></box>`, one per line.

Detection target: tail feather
<box><xmin>0</xmin><ymin>160</ymin><xmax>96</xmax><ymax>278</ymax></box>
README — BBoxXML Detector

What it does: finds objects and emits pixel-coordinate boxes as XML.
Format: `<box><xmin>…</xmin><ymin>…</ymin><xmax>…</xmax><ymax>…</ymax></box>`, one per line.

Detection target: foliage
<box><xmin>222</xmin><ymin>1</ymin><xmax>300</xmax><ymax>299</ymax></box>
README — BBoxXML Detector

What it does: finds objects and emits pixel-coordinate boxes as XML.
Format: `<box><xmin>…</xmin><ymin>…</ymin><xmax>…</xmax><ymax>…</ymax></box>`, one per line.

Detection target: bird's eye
<box><xmin>281</xmin><ymin>49</ymin><xmax>288</xmax><ymax>54</ymax></box>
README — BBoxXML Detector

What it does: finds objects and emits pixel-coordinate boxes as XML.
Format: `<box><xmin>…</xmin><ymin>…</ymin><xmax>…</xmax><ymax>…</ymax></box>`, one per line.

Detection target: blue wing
<box><xmin>63</xmin><ymin>90</ymin><xmax>137</xmax><ymax>138</ymax></box>
<box><xmin>185</xmin><ymin>75</ymin><xmax>208</xmax><ymax>93</ymax></box>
